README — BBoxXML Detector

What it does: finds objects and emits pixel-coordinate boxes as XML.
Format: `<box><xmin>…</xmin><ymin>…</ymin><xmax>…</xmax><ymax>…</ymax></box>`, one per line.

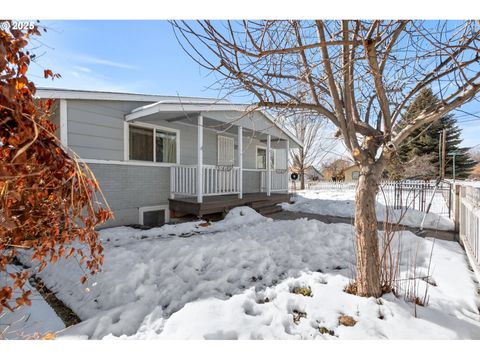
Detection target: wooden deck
<box><xmin>169</xmin><ymin>192</ymin><xmax>291</xmax><ymax>217</ymax></box>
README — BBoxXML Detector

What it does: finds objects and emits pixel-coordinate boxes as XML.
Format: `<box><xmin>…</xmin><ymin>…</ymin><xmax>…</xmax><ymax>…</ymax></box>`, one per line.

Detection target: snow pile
<box><xmin>126</xmin><ymin>237</ymin><xmax>480</xmax><ymax>339</ymax></box>
<box><xmin>20</xmin><ymin>207</ymin><xmax>361</xmax><ymax>338</ymax></box>
<box><xmin>283</xmin><ymin>191</ymin><xmax>454</xmax><ymax>231</ymax></box>
<box><xmin>0</xmin><ymin>265</ymin><xmax>65</xmax><ymax>339</ymax></box>
<box><xmin>17</xmin><ymin>206</ymin><xmax>479</xmax><ymax>339</ymax></box>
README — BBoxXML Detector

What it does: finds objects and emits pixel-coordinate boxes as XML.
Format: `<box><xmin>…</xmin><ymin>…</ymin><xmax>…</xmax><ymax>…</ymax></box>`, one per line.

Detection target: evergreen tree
<box><xmin>388</xmin><ymin>88</ymin><xmax>476</xmax><ymax>179</ymax></box>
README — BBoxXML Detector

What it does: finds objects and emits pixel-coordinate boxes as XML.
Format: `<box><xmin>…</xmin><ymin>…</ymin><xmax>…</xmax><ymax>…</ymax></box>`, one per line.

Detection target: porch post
<box><xmin>238</xmin><ymin>125</ymin><xmax>243</xmax><ymax>199</ymax></box>
<box><xmin>267</xmin><ymin>134</ymin><xmax>271</xmax><ymax>197</ymax></box>
<box><xmin>197</xmin><ymin>113</ymin><xmax>203</xmax><ymax>203</ymax></box>
<box><xmin>285</xmin><ymin>138</ymin><xmax>289</xmax><ymax>193</ymax></box>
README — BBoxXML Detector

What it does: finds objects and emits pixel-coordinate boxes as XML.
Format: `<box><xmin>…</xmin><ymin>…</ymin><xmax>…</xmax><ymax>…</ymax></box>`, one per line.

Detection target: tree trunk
<box><xmin>355</xmin><ymin>163</ymin><xmax>383</xmax><ymax>297</ymax></box>
<box><xmin>300</xmin><ymin>171</ymin><xmax>305</xmax><ymax>190</ymax></box>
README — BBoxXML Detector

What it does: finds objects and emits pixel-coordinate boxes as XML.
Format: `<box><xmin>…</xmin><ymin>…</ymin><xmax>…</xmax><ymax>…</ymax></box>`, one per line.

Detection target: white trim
<box><xmin>138</xmin><ymin>205</ymin><xmax>170</xmax><ymax>226</ymax></box>
<box><xmin>256</xmin><ymin>145</ymin><xmax>267</xmax><ymax>170</ymax></box>
<box><xmin>127</xmin><ymin>103</ymin><xmax>253</xmax><ymax>121</ymax></box>
<box><xmin>82</xmin><ymin>159</ymin><xmax>175</xmax><ymax>167</ymax></box>
<box><xmin>127</xmin><ymin>121</ymin><xmax>180</xmax><ymax>165</ymax></box>
<box><xmin>59</xmin><ymin>99</ymin><xmax>68</xmax><ymax>146</ymax></box>
<box><xmin>267</xmin><ymin>134</ymin><xmax>271</xmax><ymax>197</ymax></box>
<box><xmin>255</xmin><ymin>145</ymin><xmax>276</xmax><ymax>170</ymax></box>
<box><xmin>286</xmin><ymin>138</ymin><xmax>290</xmax><ymax>193</ymax></box>
<box><xmin>238</xmin><ymin>126</ymin><xmax>243</xmax><ymax>199</ymax></box>
<box><xmin>123</xmin><ymin>121</ymin><xmax>129</xmax><ymax>161</ymax></box>
<box><xmin>197</xmin><ymin>114</ymin><xmax>204</xmax><ymax>203</ymax></box>
<box><xmin>243</xmin><ymin>168</ymin><xmax>265</xmax><ymax>172</ymax></box>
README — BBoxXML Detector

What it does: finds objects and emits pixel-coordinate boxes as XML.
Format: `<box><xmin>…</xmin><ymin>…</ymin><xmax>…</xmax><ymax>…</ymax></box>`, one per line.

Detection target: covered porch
<box><xmin>125</xmin><ymin>101</ymin><xmax>302</xmax><ymax>216</ymax></box>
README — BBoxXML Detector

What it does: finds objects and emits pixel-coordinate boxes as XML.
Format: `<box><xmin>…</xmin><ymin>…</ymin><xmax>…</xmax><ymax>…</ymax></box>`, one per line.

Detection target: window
<box><xmin>139</xmin><ymin>205</ymin><xmax>170</xmax><ymax>227</ymax></box>
<box><xmin>129</xmin><ymin>125</ymin><xmax>153</xmax><ymax>161</ymax></box>
<box><xmin>256</xmin><ymin>146</ymin><xmax>275</xmax><ymax>169</ymax></box>
<box><xmin>352</xmin><ymin>171</ymin><xmax>360</xmax><ymax>180</ymax></box>
<box><xmin>129</xmin><ymin>124</ymin><xmax>177</xmax><ymax>163</ymax></box>
<box><xmin>156</xmin><ymin>129</ymin><xmax>177</xmax><ymax>163</ymax></box>
<box><xmin>217</xmin><ymin>135</ymin><xmax>234</xmax><ymax>165</ymax></box>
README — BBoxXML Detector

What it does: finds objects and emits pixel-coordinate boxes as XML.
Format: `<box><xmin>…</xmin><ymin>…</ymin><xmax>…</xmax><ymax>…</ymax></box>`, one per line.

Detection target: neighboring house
<box><xmin>37</xmin><ymin>88</ymin><xmax>302</xmax><ymax>228</ymax></box>
<box><xmin>304</xmin><ymin>166</ymin><xmax>323</xmax><ymax>182</ymax></box>
<box><xmin>344</xmin><ymin>164</ymin><xmax>360</xmax><ymax>181</ymax></box>
<box><xmin>288</xmin><ymin>165</ymin><xmax>323</xmax><ymax>182</ymax></box>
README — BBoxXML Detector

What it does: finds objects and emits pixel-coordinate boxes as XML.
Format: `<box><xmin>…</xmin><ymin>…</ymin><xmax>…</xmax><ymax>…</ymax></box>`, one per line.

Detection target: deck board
<box><xmin>169</xmin><ymin>192</ymin><xmax>290</xmax><ymax>217</ymax></box>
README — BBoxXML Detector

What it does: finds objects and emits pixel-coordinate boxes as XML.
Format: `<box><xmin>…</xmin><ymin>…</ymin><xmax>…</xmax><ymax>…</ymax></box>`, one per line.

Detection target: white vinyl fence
<box><xmin>456</xmin><ymin>185</ymin><xmax>480</xmax><ymax>280</ymax></box>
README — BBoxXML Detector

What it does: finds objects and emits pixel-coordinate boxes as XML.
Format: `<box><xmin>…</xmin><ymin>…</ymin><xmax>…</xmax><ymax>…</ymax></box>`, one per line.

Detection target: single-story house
<box><xmin>37</xmin><ymin>88</ymin><xmax>303</xmax><ymax>228</ymax></box>
<box><xmin>344</xmin><ymin>164</ymin><xmax>360</xmax><ymax>181</ymax></box>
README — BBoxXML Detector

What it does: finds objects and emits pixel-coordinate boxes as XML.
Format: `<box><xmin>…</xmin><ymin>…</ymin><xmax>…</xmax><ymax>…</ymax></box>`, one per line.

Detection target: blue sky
<box><xmin>31</xmin><ymin>20</ymin><xmax>480</xmax><ymax>149</ymax></box>
<box><xmin>31</xmin><ymin>20</ymin><xmax>223</xmax><ymax>97</ymax></box>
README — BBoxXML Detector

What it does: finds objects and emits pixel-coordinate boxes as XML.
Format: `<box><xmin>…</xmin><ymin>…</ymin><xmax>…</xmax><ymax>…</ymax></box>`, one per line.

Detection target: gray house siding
<box><xmin>67</xmin><ymin>100</ymin><xmax>148</xmax><ymax>160</ymax></box>
<box><xmin>243</xmin><ymin>171</ymin><xmax>262</xmax><ymax>193</ymax></box>
<box><xmin>89</xmin><ymin>163</ymin><xmax>170</xmax><ymax>228</ymax></box>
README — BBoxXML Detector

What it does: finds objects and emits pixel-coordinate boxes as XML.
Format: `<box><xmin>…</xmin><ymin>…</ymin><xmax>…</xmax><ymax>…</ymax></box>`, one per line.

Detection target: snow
<box><xmin>17</xmin><ymin>206</ymin><xmax>480</xmax><ymax>339</ymax></box>
<box><xmin>283</xmin><ymin>189</ymin><xmax>455</xmax><ymax>231</ymax></box>
<box><xmin>0</xmin><ymin>265</ymin><xmax>65</xmax><ymax>339</ymax></box>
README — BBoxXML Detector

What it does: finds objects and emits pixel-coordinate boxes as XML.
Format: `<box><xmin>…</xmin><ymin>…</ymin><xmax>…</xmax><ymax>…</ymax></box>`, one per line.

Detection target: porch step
<box><xmin>257</xmin><ymin>205</ymin><xmax>283</xmax><ymax>216</ymax></box>
<box><xmin>249</xmin><ymin>199</ymin><xmax>278</xmax><ymax>209</ymax></box>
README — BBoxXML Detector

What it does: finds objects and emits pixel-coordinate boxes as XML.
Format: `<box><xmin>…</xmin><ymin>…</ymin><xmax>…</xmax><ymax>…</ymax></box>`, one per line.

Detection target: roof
<box><xmin>37</xmin><ymin>88</ymin><xmax>303</xmax><ymax>148</ymax></box>
<box><xmin>127</xmin><ymin>100</ymin><xmax>303</xmax><ymax>148</ymax></box>
<box><xmin>344</xmin><ymin>164</ymin><xmax>359</xmax><ymax>171</ymax></box>
<box><xmin>35</xmin><ymin>87</ymin><xmax>225</xmax><ymax>103</ymax></box>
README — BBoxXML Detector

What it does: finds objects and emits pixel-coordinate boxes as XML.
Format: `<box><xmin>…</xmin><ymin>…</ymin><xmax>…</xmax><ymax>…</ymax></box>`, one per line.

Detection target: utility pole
<box><xmin>448</xmin><ymin>151</ymin><xmax>461</xmax><ymax>183</ymax></box>
<box><xmin>441</xmin><ymin>128</ymin><xmax>447</xmax><ymax>180</ymax></box>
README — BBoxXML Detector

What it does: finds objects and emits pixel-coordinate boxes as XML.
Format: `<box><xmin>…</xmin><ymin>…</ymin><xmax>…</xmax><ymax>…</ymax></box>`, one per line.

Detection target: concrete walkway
<box><xmin>267</xmin><ymin>210</ymin><xmax>457</xmax><ymax>241</ymax></box>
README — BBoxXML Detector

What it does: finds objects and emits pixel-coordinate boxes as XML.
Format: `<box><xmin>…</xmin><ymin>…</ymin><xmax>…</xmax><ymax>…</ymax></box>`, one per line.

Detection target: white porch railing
<box><xmin>171</xmin><ymin>165</ymin><xmax>241</xmax><ymax>198</ymax></box>
<box><xmin>261</xmin><ymin>169</ymin><xmax>289</xmax><ymax>192</ymax></box>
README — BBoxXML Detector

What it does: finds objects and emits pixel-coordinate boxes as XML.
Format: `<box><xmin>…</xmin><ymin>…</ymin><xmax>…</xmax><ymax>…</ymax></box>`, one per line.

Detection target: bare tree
<box><xmin>172</xmin><ymin>20</ymin><xmax>480</xmax><ymax>297</ymax></box>
<box><xmin>286</xmin><ymin>112</ymin><xmax>329</xmax><ymax>189</ymax></box>
<box><xmin>321</xmin><ymin>157</ymin><xmax>352</xmax><ymax>181</ymax></box>
<box><xmin>469</xmin><ymin>150</ymin><xmax>480</xmax><ymax>180</ymax></box>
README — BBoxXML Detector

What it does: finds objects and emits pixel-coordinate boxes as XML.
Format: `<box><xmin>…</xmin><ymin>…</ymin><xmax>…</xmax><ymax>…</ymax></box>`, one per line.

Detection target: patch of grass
<box><xmin>344</xmin><ymin>281</ymin><xmax>391</xmax><ymax>296</ymax></box>
<box><xmin>292</xmin><ymin>310</ymin><xmax>307</xmax><ymax>324</ymax></box>
<box><xmin>28</xmin><ymin>276</ymin><xmax>81</xmax><ymax>327</ymax></box>
<box><xmin>318</xmin><ymin>326</ymin><xmax>335</xmax><ymax>336</ymax></box>
<box><xmin>408</xmin><ymin>296</ymin><xmax>426</xmax><ymax>307</ymax></box>
<box><xmin>291</xmin><ymin>286</ymin><xmax>312</xmax><ymax>297</ymax></box>
<box><xmin>344</xmin><ymin>282</ymin><xmax>357</xmax><ymax>295</ymax></box>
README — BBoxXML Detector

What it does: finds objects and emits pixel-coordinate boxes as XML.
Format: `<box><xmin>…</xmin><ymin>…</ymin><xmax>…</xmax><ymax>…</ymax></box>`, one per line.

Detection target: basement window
<box><xmin>139</xmin><ymin>205</ymin><xmax>170</xmax><ymax>227</ymax></box>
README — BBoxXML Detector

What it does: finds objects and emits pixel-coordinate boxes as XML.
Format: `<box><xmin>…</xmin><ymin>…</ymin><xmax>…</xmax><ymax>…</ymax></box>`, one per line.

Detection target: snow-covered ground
<box><xmin>0</xmin><ymin>265</ymin><xmax>65</xmax><ymax>339</ymax></box>
<box><xmin>283</xmin><ymin>189</ymin><xmax>454</xmax><ymax>231</ymax></box>
<box><xmin>15</xmin><ymin>207</ymin><xmax>480</xmax><ymax>339</ymax></box>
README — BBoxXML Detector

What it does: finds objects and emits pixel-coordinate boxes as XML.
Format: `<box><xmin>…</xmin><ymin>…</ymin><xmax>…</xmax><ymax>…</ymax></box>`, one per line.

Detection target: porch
<box><xmin>169</xmin><ymin>192</ymin><xmax>290</xmax><ymax>217</ymax></box>
<box><xmin>124</xmin><ymin>101</ymin><xmax>302</xmax><ymax>217</ymax></box>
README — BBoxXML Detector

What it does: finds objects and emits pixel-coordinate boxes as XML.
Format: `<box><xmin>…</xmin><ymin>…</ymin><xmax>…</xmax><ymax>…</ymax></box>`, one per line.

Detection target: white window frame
<box><xmin>217</xmin><ymin>135</ymin><xmax>235</xmax><ymax>166</ymax></box>
<box><xmin>125</xmin><ymin>121</ymin><xmax>180</xmax><ymax>165</ymax></box>
<box><xmin>138</xmin><ymin>205</ymin><xmax>170</xmax><ymax>226</ymax></box>
<box><xmin>256</xmin><ymin>145</ymin><xmax>275</xmax><ymax>170</ymax></box>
